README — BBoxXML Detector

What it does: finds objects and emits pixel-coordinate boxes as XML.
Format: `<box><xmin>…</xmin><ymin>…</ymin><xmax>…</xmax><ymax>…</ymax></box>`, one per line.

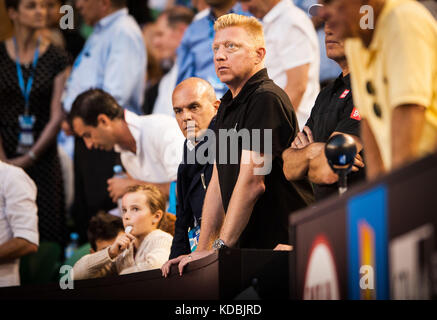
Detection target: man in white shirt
<box><xmin>0</xmin><ymin>161</ymin><xmax>39</xmax><ymax>287</ymax></box>
<box><xmin>240</xmin><ymin>0</ymin><xmax>320</xmax><ymax>129</ymax></box>
<box><xmin>69</xmin><ymin>89</ymin><xmax>185</xmax><ymax>202</ymax></box>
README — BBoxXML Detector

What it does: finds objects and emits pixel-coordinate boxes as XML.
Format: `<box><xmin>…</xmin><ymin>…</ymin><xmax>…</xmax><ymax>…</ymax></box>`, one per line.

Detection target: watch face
<box><xmin>213</xmin><ymin>239</ymin><xmax>225</xmax><ymax>250</ymax></box>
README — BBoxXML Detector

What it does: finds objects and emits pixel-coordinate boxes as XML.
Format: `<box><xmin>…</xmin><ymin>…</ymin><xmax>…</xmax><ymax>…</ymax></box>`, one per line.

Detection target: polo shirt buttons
<box><xmin>366</xmin><ymin>81</ymin><xmax>375</xmax><ymax>95</ymax></box>
<box><xmin>373</xmin><ymin>103</ymin><xmax>382</xmax><ymax>118</ymax></box>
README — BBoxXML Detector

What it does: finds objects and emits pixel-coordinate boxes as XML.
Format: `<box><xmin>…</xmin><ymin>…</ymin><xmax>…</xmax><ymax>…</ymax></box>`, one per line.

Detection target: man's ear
<box><xmin>255</xmin><ymin>47</ymin><xmax>266</xmax><ymax>65</ymax></box>
<box><xmin>97</xmin><ymin>114</ymin><xmax>111</xmax><ymax>127</ymax></box>
<box><xmin>213</xmin><ymin>100</ymin><xmax>221</xmax><ymax>111</ymax></box>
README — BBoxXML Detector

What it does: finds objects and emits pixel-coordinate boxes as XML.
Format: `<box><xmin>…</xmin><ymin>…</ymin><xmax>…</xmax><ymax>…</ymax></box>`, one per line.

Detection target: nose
<box><xmin>36</xmin><ymin>2</ymin><xmax>45</xmax><ymax>15</ymax></box>
<box><xmin>214</xmin><ymin>46</ymin><xmax>226</xmax><ymax>61</ymax></box>
<box><xmin>183</xmin><ymin>110</ymin><xmax>192</xmax><ymax>121</ymax></box>
<box><xmin>84</xmin><ymin>138</ymin><xmax>93</xmax><ymax>150</ymax></box>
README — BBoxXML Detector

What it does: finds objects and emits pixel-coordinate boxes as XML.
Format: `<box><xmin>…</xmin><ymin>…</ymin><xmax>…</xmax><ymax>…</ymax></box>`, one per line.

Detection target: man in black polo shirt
<box><xmin>282</xmin><ymin>17</ymin><xmax>365</xmax><ymax>201</ymax></box>
<box><xmin>167</xmin><ymin>13</ymin><xmax>314</xmax><ymax>275</ymax></box>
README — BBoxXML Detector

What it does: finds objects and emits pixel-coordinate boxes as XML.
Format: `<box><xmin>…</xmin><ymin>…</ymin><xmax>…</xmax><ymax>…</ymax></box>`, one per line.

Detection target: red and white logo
<box><xmin>339</xmin><ymin>89</ymin><xmax>350</xmax><ymax>99</ymax></box>
<box><xmin>350</xmin><ymin>107</ymin><xmax>362</xmax><ymax>121</ymax></box>
<box><xmin>303</xmin><ymin>235</ymin><xmax>340</xmax><ymax>300</ymax></box>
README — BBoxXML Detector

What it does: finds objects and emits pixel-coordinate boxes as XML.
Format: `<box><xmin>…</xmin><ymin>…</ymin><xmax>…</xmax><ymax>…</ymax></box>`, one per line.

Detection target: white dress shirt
<box><xmin>263</xmin><ymin>0</ymin><xmax>320</xmax><ymax>129</ymax></box>
<box><xmin>0</xmin><ymin>161</ymin><xmax>39</xmax><ymax>287</ymax></box>
<box><xmin>152</xmin><ymin>64</ymin><xmax>178</xmax><ymax>118</ymax></box>
<box><xmin>115</xmin><ymin>110</ymin><xmax>185</xmax><ymax>183</ymax></box>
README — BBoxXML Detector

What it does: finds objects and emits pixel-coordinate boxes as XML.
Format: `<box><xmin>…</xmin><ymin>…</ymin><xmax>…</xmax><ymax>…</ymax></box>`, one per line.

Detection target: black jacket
<box><xmin>169</xmin><ymin>118</ymin><xmax>216</xmax><ymax>259</ymax></box>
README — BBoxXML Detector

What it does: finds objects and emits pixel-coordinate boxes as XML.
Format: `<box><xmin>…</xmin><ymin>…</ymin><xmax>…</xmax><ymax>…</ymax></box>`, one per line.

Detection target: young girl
<box><xmin>73</xmin><ymin>185</ymin><xmax>173</xmax><ymax>280</ymax></box>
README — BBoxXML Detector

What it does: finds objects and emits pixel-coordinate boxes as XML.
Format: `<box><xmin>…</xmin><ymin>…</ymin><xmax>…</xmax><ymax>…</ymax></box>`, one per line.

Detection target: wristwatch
<box><xmin>212</xmin><ymin>239</ymin><xmax>228</xmax><ymax>251</ymax></box>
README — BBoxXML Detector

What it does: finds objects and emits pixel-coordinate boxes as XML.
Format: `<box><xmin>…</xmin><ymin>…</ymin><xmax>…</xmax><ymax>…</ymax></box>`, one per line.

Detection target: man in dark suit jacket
<box><xmin>165</xmin><ymin>77</ymin><xmax>220</xmax><ymax>260</ymax></box>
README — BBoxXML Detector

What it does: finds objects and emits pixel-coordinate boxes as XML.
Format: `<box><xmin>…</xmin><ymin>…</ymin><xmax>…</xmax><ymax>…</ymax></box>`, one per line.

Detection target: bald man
<box><xmin>165</xmin><ymin>78</ymin><xmax>220</xmax><ymax>260</ymax></box>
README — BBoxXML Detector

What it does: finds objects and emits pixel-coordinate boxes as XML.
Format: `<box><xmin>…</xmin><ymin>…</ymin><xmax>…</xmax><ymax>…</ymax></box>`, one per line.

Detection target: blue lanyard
<box><xmin>13</xmin><ymin>37</ymin><xmax>40</xmax><ymax>114</ymax></box>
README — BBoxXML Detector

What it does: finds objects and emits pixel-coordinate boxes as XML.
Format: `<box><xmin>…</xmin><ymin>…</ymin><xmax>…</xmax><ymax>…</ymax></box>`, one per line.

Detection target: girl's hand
<box><xmin>108</xmin><ymin>232</ymin><xmax>136</xmax><ymax>259</ymax></box>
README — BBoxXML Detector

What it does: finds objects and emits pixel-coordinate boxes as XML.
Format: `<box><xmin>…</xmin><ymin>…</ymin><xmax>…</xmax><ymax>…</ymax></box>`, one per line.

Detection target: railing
<box><xmin>289</xmin><ymin>152</ymin><xmax>437</xmax><ymax>300</ymax></box>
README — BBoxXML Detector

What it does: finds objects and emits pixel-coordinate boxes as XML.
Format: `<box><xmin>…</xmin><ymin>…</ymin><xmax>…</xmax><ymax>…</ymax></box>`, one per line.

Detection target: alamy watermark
<box><xmin>360</xmin><ymin>265</ymin><xmax>375</xmax><ymax>290</ymax></box>
<box><xmin>59</xmin><ymin>265</ymin><xmax>74</xmax><ymax>290</ymax></box>
<box><xmin>59</xmin><ymin>5</ymin><xmax>74</xmax><ymax>30</ymax></box>
<box><xmin>360</xmin><ymin>5</ymin><xmax>375</xmax><ymax>30</ymax></box>
<box><xmin>175</xmin><ymin>121</ymin><xmax>273</xmax><ymax>176</ymax></box>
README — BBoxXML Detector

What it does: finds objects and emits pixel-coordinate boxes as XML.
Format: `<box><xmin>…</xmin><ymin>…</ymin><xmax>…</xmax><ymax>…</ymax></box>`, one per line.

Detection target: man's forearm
<box><xmin>282</xmin><ymin>143</ymin><xmax>324</xmax><ymax>181</ymax></box>
<box><xmin>392</xmin><ymin>104</ymin><xmax>426</xmax><ymax>169</ymax></box>
<box><xmin>308</xmin><ymin>151</ymin><xmax>339</xmax><ymax>185</ymax></box>
<box><xmin>219</xmin><ymin>172</ymin><xmax>265</xmax><ymax>247</ymax></box>
<box><xmin>284</xmin><ymin>64</ymin><xmax>310</xmax><ymax>112</ymax></box>
<box><xmin>0</xmin><ymin>238</ymin><xmax>38</xmax><ymax>263</ymax></box>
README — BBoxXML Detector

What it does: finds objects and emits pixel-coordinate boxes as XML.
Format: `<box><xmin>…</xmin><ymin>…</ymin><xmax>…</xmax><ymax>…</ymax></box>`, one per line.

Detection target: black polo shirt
<box><xmin>214</xmin><ymin>69</ymin><xmax>314</xmax><ymax>249</ymax></box>
<box><xmin>305</xmin><ymin>73</ymin><xmax>366</xmax><ymax>201</ymax></box>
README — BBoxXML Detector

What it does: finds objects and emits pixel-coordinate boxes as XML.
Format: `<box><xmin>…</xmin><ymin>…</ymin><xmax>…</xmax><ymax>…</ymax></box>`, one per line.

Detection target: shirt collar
<box><xmin>114</xmin><ymin>109</ymin><xmax>141</xmax><ymax>155</ymax></box>
<box><xmin>332</xmin><ymin>73</ymin><xmax>351</xmax><ymax>91</ymax></box>
<box><xmin>262</xmin><ymin>0</ymin><xmax>288</xmax><ymax>24</ymax></box>
<box><xmin>95</xmin><ymin>8</ymin><xmax>128</xmax><ymax>31</ymax></box>
<box><xmin>221</xmin><ymin>68</ymin><xmax>269</xmax><ymax>106</ymax></box>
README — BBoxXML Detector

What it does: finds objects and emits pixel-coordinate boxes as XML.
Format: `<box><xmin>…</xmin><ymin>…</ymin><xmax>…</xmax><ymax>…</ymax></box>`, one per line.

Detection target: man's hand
<box><xmin>351</xmin><ymin>154</ymin><xmax>365</xmax><ymax>172</ymax></box>
<box><xmin>161</xmin><ymin>254</ymin><xmax>188</xmax><ymax>278</ymax></box>
<box><xmin>291</xmin><ymin>126</ymin><xmax>314</xmax><ymax>149</ymax></box>
<box><xmin>176</xmin><ymin>250</ymin><xmax>214</xmax><ymax>276</ymax></box>
<box><xmin>274</xmin><ymin>244</ymin><xmax>293</xmax><ymax>251</ymax></box>
<box><xmin>107</xmin><ymin>177</ymin><xmax>136</xmax><ymax>203</ymax></box>
<box><xmin>108</xmin><ymin>232</ymin><xmax>136</xmax><ymax>259</ymax></box>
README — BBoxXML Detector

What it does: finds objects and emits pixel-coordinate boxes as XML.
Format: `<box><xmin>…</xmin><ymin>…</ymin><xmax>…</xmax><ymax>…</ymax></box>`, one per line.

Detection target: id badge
<box><xmin>17</xmin><ymin>115</ymin><xmax>35</xmax><ymax>152</ymax></box>
<box><xmin>188</xmin><ymin>225</ymin><xmax>201</xmax><ymax>253</ymax></box>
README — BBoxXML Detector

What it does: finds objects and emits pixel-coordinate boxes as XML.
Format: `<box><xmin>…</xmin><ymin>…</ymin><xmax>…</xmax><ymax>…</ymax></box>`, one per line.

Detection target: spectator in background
<box><xmin>0</xmin><ymin>160</ymin><xmax>39</xmax><ymax>287</ymax></box>
<box><xmin>240</xmin><ymin>0</ymin><xmax>320</xmax><ymax>130</ymax></box>
<box><xmin>87</xmin><ymin>211</ymin><xmax>124</xmax><ymax>253</ymax></box>
<box><xmin>0</xmin><ymin>0</ymin><xmax>13</xmax><ymax>41</ymax></box>
<box><xmin>176</xmin><ymin>0</ymin><xmax>248</xmax><ymax>98</ymax></box>
<box><xmin>62</xmin><ymin>0</ymin><xmax>146</xmax><ymax>244</ymax></box>
<box><xmin>282</xmin><ymin>17</ymin><xmax>365</xmax><ymax>202</ymax></box>
<box><xmin>41</xmin><ymin>0</ymin><xmax>66</xmax><ymax>48</ymax></box>
<box><xmin>145</xmin><ymin>6</ymin><xmax>194</xmax><ymax>116</ymax></box>
<box><xmin>321</xmin><ymin>0</ymin><xmax>437</xmax><ymax>179</ymax></box>
<box><xmin>69</xmin><ymin>89</ymin><xmax>184</xmax><ymax>202</ymax></box>
<box><xmin>165</xmin><ymin>77</ymin><xmax>219</xmax><ymax>261</ymax></box>
<box><xmin>0</xmin><ymin>0</ymin><xmax>69</xmax><ymax>247</ymax></box>
<box><xmin>73</xmin><ymin>185</ymin><xmax>173</xmax><ymax>280</ymax></box>
<box><xmin>293</xmin><ymin>0</ymin><xmax>342</xmax><ymax>88</ymax></box>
